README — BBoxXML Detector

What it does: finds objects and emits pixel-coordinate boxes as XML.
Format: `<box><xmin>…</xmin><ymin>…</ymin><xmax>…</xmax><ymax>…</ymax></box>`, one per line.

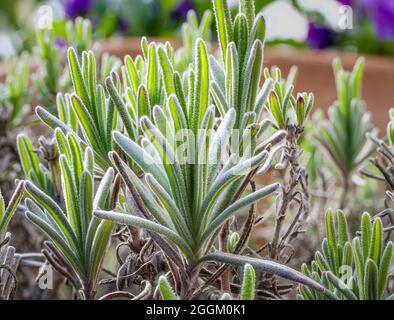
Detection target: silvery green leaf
<box><xmin>240</xmin><ymin>263</ymin><xmax>256</xmax><ymax>300</ymax></box>
<box><xmin>325</xmin><ymin>271</ymin><xmax>357</xmax><ymax>300</ymax></box>
<box><xmin>0</xmin><ymin>182</ymin><xmax>24</xmax><ymax>242</ymax></box>
<box><xmin>378</xmin><ymin>241</ymin><xmax>393</xmax><ymax>299</ymax></box>
<box><xmin>202</xmin><ymin>252</ymin><xmax>326</xmax><ymax>293</ymax></box>
<box><xmin>190</xmin><ymin>38</ymin><xmax>209</xmax><ymax>135</ymax></box>
<box><xmin>202</xmin><ymin>183</ymin><xmax>279</xmax><ymax>241</ymax></box>
<box><xmin>158</xmin><ymin>276</ymin><xmax>179</xmax><ymax>300</ymax></box>
<box><xmin>213</xmin><ymin>0</ymin><xmax>233</xmax><ymax>63</ymax></box>
<box><xmin>94</xmin><ymin>210</ymin><xmax>194</xmax><ymax>261</ymax></box>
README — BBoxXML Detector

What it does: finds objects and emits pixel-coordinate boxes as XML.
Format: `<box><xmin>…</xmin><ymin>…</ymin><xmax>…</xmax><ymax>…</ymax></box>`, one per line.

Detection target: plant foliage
<box><xmin>300</xmin><ymin>210</ymin><xmax>394</xmax><ymax>300</ymax></box>
<box><xmin>23</xmin><ymin>129</ymin><xmax>119</xmax><ymax>299</ymax></box>
<box><xmin>316</xmin><ymin>58</ymin><xmax>375</xmax><ymax>187</ymax></box>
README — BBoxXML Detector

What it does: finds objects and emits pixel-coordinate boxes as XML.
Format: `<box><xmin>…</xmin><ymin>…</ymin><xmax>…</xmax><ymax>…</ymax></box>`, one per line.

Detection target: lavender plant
<box><xmin>176</xmin><ymin>10</ymin><xmax>213</xmax><ymax>72</ymax></box>
<box><xmin>36</xmin><ymin>48</ymin><xmax>119</xmax><ymax>171</ymax></box>
<box><xmin>0</xmin><ymin>53</ymin><xmax>30</xmax><ymax>130</ymax></box>
<box><xmin>0</xmin><ymin>54</ymin><xmax>30</xmax><ymax>199</ymax></box>
<box><xmin>36</xmin><ymin>12</ymin><xmax>209</xmax><ymax>173</ymax></box>
<box><xmin>209</xmin><ymin>3</ymin><xmax>315</xmax><ymax>284</ymax></box>
<box><xmin>33</xmin><ymin>18</ymin><xmax>93</xmax><ymax>112</ymax></box>
<box><xmin>65</xmin><ymin>17</ymin><xmax>93</xmax><ymax>56</ymax></box>
<box><xmin>264</xmin><ymin>67</ymin><xmax>313</xmax><ymax>130</ymax></box>
<box><xmin>100</xmin><ymin>53</ymin><xmax>122</xmax><ymax>83</ymax></box>
<box><xmin>93</xmin><ymin>28</ymin><xmax>324</xmax><ymax>300</ymax></box>
<box><xmin>362</xmin><ymin>109</ymin><xmax>394</xmax><ymax>208</ymax></box>
<box><xmin>316</xmin><ymin>58</ymin><xmax>375</xmax><ymax>207</ymax></box>
<box><xmin>300</xmin><ymin>210</ymin><xmax>394</xmax><ymax>300</ymax></box>
<box><xmin>95</xmin><ymin>118</ymin><xmax>323</xmax><ymax>297</ymax></box>
<box><xmin>33</xmin><ymin>27</ymin><xmax>62</xmax><ymax>110</ymax></box>
<box><xmin>23</xmin><ymin>129</ymin><xmax>119</xmax><ymax>299</ymax></box>
<box><xmin>357</xmin><ymin>108</ymin><xmax>394</xmax><ymax>243</ymax></box>
<box><xmin>211</xmin><ymin>0</ymin><xmax>270</xmax><ymax>132</ymax></box>
<box><xmin>17</xmin><ymin>134</ymin><xmax>60</xmax><ymax>201</ymax></box>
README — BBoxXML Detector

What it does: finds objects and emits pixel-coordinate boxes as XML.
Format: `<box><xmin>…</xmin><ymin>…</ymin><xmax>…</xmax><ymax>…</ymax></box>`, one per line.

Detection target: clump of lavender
<box><xmin>300</xmin><ymin>210</ymin><xmax>394</xmax><ymax>300</ymax></box>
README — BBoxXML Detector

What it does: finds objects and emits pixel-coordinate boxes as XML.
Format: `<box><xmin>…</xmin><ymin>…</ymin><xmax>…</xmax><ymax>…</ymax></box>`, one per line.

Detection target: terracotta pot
<box><xmin>100</xmin><ymin>37</ymin><xmax>394</xmax><ymax>131</ymax></box>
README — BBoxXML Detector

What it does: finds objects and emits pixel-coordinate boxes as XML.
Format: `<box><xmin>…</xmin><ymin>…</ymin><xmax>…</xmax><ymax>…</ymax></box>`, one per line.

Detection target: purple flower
<box><xmin>360</xmin><ymin>0</ymin><xmax>394</xmax><ymax>40</ymax></box>
<box><xmin>337</xmin><ymin>0</ymin><xmax>352</xmax><ymax>6</ymax></box>
<box><xmin>172</xmin><ymin>0</ymin><xmax>194</xmax><ymax>20</ymax></box>
<box><xmin>62</xmin><ymin>0</ymin><xmax>94</xmax><ymax>19</ymax></box>
<box><xmin>118</xmin><ymin>18</ymin><xmax>129</xmax><ymax>34</ymax></box>
<box><xmin>54</xmin><ymin>38</ymin><xmax>68</xmax><ymax>49</ymax></box>
<box><xmin>307</xmin><ymin>23</ymin><xmax>333</xmax><ymax>49</ymax></box>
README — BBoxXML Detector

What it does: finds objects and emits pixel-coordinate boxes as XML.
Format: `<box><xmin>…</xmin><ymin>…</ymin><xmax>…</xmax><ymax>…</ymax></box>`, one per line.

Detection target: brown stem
<box><xmin>164</xmin><ymin>254</ymin><xmax>182</xmax><ymax>294</ymax></box>
<box><xmin>132</xmin><ymin>281</ymin><xmax>152</xmax><ymax>300</ymax></box>
<box><xmin>340</xmin><ymin>172</ymin><xmax>350</xmax><ymax>209</ymax></box>
<box><xmin>195</xmin><ymin>191</ymin><xmax>257</xmax><ymax>296</ymax></box>
<box><xmin>80</xmin><ymin>281</ymin><xmax>96</xmax><ymax>300</ymax></box>
<box><xmin>219</xmin><ymin>221</ymin><xmax>230</xmax><ymax>292</ymax></box>
<box><xmin>0</xmin><ymin>264</ymin><xmax>18</xmax><ymax>300</ymax></box>
<box><xmin>49</xmin><ymin>158</ymin><xmax>61</xmax><ymax>203</ymax></box>
<box><xmin>182</xmin><ymin>266</ymin><xmax>201</xmax><ymax>300</ymax></box>
<box><xmin>99</xmin><ymin>291</ymin><xmax>135</xmax><ymax>300</ymax></box>
<box><xmin>269</xmin><ymin>126</ymin><xmax>308</xmax><ymax>261</ymax></box>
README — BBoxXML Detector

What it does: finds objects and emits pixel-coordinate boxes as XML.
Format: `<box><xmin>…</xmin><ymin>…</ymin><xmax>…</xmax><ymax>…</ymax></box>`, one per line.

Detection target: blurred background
<box><xmin>0</xmin><ymin>0</ymin><xmax>394</xmax><ymax>59</ymax></box>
